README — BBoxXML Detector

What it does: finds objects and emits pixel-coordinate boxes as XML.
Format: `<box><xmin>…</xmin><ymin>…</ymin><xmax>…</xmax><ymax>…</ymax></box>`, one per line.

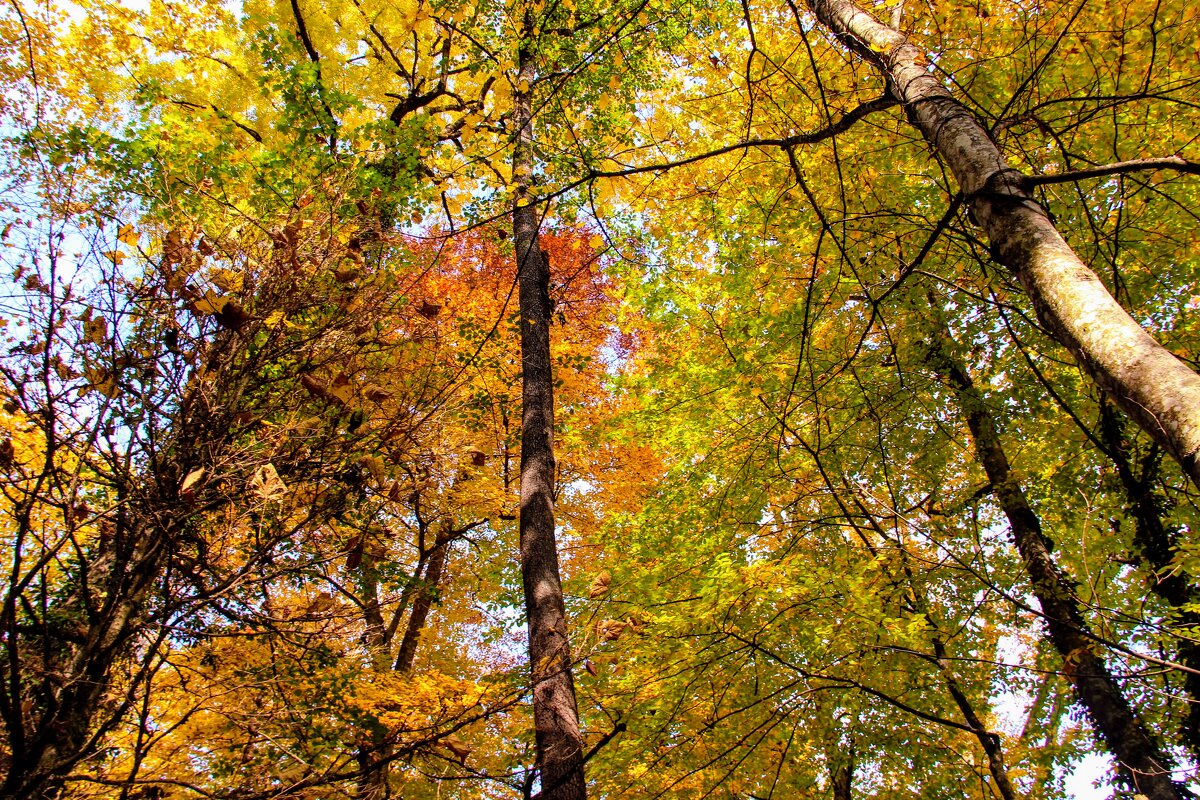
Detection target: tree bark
<box><xmin>831</xmin><ymin>741</ymin><xmax>854</xmax><ymax>800</ymax></box>
<box><xmin>804</xmin><ymin>0</ymin><xmax>1200</xmax><ymax>489</ymax></box>
<box><xmin>512</xmin><ymin>11</ymin><xmax>587</xmax><ymax>800</ymax></box>
<box><xmin>1096</xmin><ymin>397</ymin><xmax>1200</xmax><ymax>756</ymax></box>
<box><xmin>927</xmin><ymin>329</ymin><xmax>1188</xmax><ymax>800</ymax></box>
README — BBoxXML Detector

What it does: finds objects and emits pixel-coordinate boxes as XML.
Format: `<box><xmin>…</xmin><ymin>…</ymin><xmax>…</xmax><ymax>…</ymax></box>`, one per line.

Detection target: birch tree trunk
<box><xmin>804</xmin><ymin>0</ymin><xmax>1200</xmax><ymax>489</ymax></box>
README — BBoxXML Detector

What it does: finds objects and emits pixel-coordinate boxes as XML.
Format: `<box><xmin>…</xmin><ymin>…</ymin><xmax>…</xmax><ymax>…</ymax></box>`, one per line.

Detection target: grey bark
<box><xmin>805</xmin><ymin>0</ymin><xmax>1200</xmax><ymax>488</ymax></box>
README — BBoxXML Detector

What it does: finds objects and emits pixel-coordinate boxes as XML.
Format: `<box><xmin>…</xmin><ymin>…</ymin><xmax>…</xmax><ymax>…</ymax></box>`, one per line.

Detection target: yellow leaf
<box><xmin>361</xmin><ymin>455</ymin><xmax>387</xmax><ymax>484</ymax></box>
<box><xmin>210</xmin><ymin>268</ymin><xmax>243</xmax><ymax>293</ymax></box>
<box><xmin>83</xmin><ymin>316</ymin><xmax>108</xmax><ymax>345</ymax></box>
<box><xmin>194</xmin><ymin>290</ymin><xmax>229</xmax><ymax>315</ymax></box>
<box><xmin>117</xmin><ymin>223</ymin><xmax>138</xmax><ymax>246</ymax></box>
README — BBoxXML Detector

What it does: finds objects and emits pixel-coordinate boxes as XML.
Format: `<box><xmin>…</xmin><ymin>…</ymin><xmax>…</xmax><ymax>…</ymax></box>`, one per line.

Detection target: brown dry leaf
<box><xmin>250</xmin><ymin>463</ymin><xmax>287</xmax><ymax>501</ymax></box>
<box><xmin>588</xmin><ymin>570</ymin><xmax>612</xmax><ymax>599</ymax></box>
<box><xmin>597</xmin><ymin>619</ymin><xmax>626</xmax><ymax>641</ymax></box>
<box><xmin>164</xmin><ymin>229</ymin><xmax>190</xmax><ymax>267</ymax></box>
<box><xmin>442</xmin><ymin>734</ymin><xmax>471</xmax><ymax>764</ymax></box>
<box><xmin>327</xmin><ymin>374</ymin><xmax>355</xmax><ymax>405</ymax></box>
<box><xmin>364</xmin><ymin>384</ymin><xmax>392</xmax><ymax>403</ymax></box>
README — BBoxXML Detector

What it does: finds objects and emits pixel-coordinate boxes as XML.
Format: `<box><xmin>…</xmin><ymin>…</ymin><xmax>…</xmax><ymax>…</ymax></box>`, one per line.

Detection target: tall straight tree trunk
<box><xmin>511</xmin><ymin>10</ymin><xmax>587</xmax><ymax>800</ymax></box>
<box><xmin>926</xmin><ymin>327</ymin><xmax>1187</xmax><ymax>800</ymax></box>
<box><xmin>803</xmin><ymin>0</ymin><xmax>1200</xmax><ymax>488</ymax></box>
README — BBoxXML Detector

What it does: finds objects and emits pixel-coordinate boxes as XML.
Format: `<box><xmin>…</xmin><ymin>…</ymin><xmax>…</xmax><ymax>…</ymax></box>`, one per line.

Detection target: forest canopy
<box><xmin>1</xmin><ymin>0</ymin><xmax>1200</xmax><ymax>798</ymax></box>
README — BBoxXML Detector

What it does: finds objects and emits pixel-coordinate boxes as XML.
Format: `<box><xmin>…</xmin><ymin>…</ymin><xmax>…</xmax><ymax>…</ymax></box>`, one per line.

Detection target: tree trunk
<box><xmin>355</xmin><ymin>553</ymin><xmax>393</xmax><ymax>800</ymax></box>
<box><xmin>927</xmin><ymin>328</ymin><xmax>1187</xmax><ymax>800</ymax></box>
<box><xmin>1096</xmin><ymin>397</ymin><xmax>1200</xmax><ymax>755</ymax></box>
<box><xmin>804</xmin><ymin>0</ymin><xmax>1200</xmax><ymax>489</ymax></box>
<box><xmin>395</xmin><ymin>524</ymin><xmax>453</xmax><ymax>674</ymax></box>
<box><xmin>512</xmin><ymin>11</ymin><xmax>587</xmax><ymax>800</ymax></box>
<box><xmin>831</xmin><ymin>742</ymin><xmax>854</xmax><ymax>800</ymax></box>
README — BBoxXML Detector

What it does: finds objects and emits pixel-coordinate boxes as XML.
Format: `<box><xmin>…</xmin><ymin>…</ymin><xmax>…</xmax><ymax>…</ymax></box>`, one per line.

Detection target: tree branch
<box><xmin>1028</xmin><ymin>155</ymin><xmax>1200</xmax><ymax>186</ymax></box>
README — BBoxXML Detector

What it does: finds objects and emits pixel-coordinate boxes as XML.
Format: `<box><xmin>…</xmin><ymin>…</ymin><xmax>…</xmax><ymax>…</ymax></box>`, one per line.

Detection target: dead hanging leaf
<box><xmin>360</xmin><ymin>455</ymin><xmax>387</xmax><ymax>484</ymax></box>
<box><xmin>364</xmin><ymin>384</ymin><xmax>392</xmax><ymax>403</ymax></box>
<box><xmin>328</xmin><ymin>373</ymin><xmax>355</xmax><ymax>404</ymax></box>
<box><xmin>466</xmin><ymin>445</ymin><xmax>487</xmax><ymax>467</ymax></box>
<box><xmin>597</xmin><ymin>619</ymin><xmax>627</xmax><ymax>641</ymax></box>
<box><xmin>164</xmin><ymin>229</ymin><xmax>190</xmax><ymax>268</ymax></box>
<box><xmin>345</xmin><ymin>536</ymin><xmax>364</xmax><ymax>569</ymax></box>
<box><xmin>442</xmin><ymin>734</ymin><xmax>471</xmax><ymax>764</ymax></box>
<box><xmin>197</xmin><ymin>237</ymin><xmax>216</xmax><ymax>257</ymax></box>
<box><xmin>588</xmin><ymin>570</ymin><xmax>612</xmax><ymax>599</ymax></box>
<box><xmin>250</xmin><ymin>463</ymin><xmax>287</xmax><ymax>501</ymax></box>
<box><xmin>418</xmin><ymin>300</ymin><xmax>441</xmax><ymax>319</ymax></box>
<box><xmin>333</xmin><ymin>264</ymin><xmax>358</xmax><ymax>283</ymax></box>
<box><xmin>215</xmin><ymin>300</ymin><xmax>251</xmax><ymax>331</ymax></box>
<box><xmin>626</xmin><ymin>616</ymin><xmax>646</xmax><ymax>635</ymax></box>
<box><xmin>179</xmin><ymin>467</ymin><xmax>206</xmax><ymax>503</ymax></box>
<box><xmin>300</xmin><ymin>374</ymin><xmax>344</xmax><ymax>406</ymax></box>
<box><xmin>0</xmin><ymin>437</ymin><xmax>15</xmax><ymax>468</ymax></box>
<box><xmin>584</xmin><ymin>659</ymin><xmax>598</xmax><ymax>677</ymax></box>
<box><xmin>210</xmin><ymin>268</ymin><xmax>243</xmax><ymax>293</ymax></box>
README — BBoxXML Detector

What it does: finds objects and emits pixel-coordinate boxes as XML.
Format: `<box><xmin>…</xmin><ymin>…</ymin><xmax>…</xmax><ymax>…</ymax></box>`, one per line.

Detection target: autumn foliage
<box><xmin>3</xmin><ymin>0</ymin><xmax>1200</xmax><ymax>797</ymax></box>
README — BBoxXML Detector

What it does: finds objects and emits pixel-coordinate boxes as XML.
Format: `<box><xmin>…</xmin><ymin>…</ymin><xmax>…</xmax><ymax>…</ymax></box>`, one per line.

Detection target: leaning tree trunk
<box><xmin>926</xmin><ymin>327</ymin><xmax>1188</xmax><ymax>800</ymax></box>
<box><xmin>803</xmin><ymin>0</ymin><xmax>1200</xmax><ymax>488</ymax></box>
<box><xmin>1096</xmin><ymin>397</ymin><xmax>1200</xmax><ymax>756</ymax></box>
<box><xmin>511</xmin><ymin>10</ymin><xmax>588</xmax><ymax>800</ymax></box>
